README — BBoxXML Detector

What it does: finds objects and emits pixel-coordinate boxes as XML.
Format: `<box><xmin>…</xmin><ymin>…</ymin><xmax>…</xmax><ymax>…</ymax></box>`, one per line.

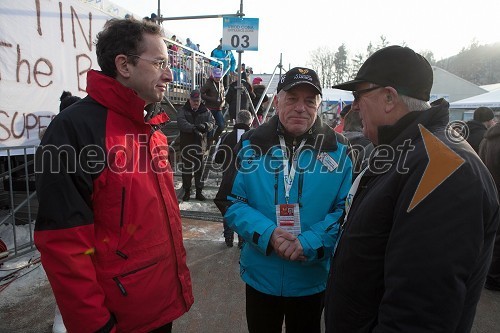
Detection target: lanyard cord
<box><xmin>279</xmin><ymin>136</ymin><xmax>306</xmax><ymax>204</ymax></box>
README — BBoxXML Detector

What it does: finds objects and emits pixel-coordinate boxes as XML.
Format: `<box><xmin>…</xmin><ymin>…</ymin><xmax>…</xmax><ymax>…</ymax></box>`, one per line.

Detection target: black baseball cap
<box><xmin>332</xmin><ymin>45</ymin><xmax>433</xmax><ymax>101</ymax></box>
<box><xmin>277</xmin><ymin>67</ymin><xmax>322</xmax><ymax>95</ymax></box>
<box><xmin>190</xmin><ymin>89</ymin><xmax>201</xmax><ymax>100</ymax></box>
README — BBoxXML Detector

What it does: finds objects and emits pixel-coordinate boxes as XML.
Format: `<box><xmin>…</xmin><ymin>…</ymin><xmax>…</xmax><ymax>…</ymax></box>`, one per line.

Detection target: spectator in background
<box><xmin>333</xmin><ymin>103</ymin><xmax>347</xmax><ymax>133</ymax></box>
<box><xmin>325</xmin><ymin>45</ymin><xmax>499</xmax><ymax>332</ymax></box>
<box><xmin>215</xmin><ymin>67</ymin><xmax>352</xmax><ymax>333</ymax></box>
<box><xmin>251</xmin><ymin>77</ymin><xmax>269</xmax><ymax>124</ymax></box>
<box><xmin>185</xmin><ymin>38</ymin><xmax>199</xmax><ymax>53</ymax></box>
<box><xmin>213</xmin><ymin>109</ymin><xmax>254</xmax><ymax>248</ymax></box>
<box><xmin>465</xmin><ymin>106</ymin><xmax>496</xmax><ymax>153</ymax></box>
<box><xmin>341</xmin><ymin>104</ymin><xmax>373</xmax><ymax>176</ymax></box>
<box><xmin>210</xmin><ymin>38</ymin><xmax>236</xmax><ymax>87</ymax></box>
<box><xmin>197</xmin><ymin>44</ymin><xmax>204</xmax><ymax>54</ymax></box>
<box><xmin>201</xmin><ymin>67</ymin><xmax>226</xmax><ymax>143</ymax></box>
<box><xmin>150</xmin><ymin>13</ymin><xmax>158</xmax><ymax>24</ymax></box>
<box><xmin>177</xmin><ymin>89</ymin><xmax>215</xmax><ymax>201</ymax></box>
<box><xmin>35</xmin><ymin>18</ymin><xmax>193</xmax><ymax>333</ymax></box>
<box><xmin>479</xmin><ymin>121</ymin><xmax>500</xmax><ymax>292</ymax></box>
<box><xmin>168</xmin><ymin>35</ymin><xmax>179</xmax><ymax>68</ymax></box>
<box><xmin>59</xmin><ymin>91</ymin><xmax>81</xmax><ymax>112</ymax></box>
<box><xmin>225</xmin><ymin>75</ymin><xmax>255</xmax><ymax>122</ymax></box>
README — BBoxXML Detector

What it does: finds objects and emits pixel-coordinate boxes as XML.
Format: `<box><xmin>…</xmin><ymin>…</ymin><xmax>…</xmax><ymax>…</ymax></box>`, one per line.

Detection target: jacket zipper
<box><xmin>120</xmin><ymin>187</ymin><xmax>125</xmax><ymax>227</ymax></box>
<box><xmin>298</xmin><ymin>169</ymin><xmax>303</xmax><ymax>208</ymax></box>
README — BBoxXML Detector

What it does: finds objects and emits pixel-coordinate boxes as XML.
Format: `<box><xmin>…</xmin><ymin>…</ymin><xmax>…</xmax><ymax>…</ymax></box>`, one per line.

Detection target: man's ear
<box><xmin>273</xmin><ymin>94</ymin><xmax>279</xmax><ymax>112</ymax></box>
<box><xmin>115</xmin><ymin>54</ymin><xmax>131</xmax><ymax>78</ymax></box>
<box><xmin>384</xmin><ymin>87</ymin><xmax>399</xmax><ymax>113</ymax></box>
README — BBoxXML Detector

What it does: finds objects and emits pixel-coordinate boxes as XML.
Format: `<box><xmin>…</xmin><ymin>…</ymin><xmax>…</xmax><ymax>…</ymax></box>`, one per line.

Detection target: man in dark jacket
<box><xmin>213</xmin><ymin>109</ymin><xmax>253</xmax><ymax>247</ymax></box>
<box><xmin>325</xmin><ymin>45</ymin><xmax>500</xmax><ymax>333</ymax></box>
<box><xmin>465</xmin><ymin>106</ymin><xmax>496</xmax><ymax>153</ymax></box>
<box><xmin>200</xmin><ymin>67</ymin><xmax>225</xmax><ymax>143</ymax></box>
<box><xmin>251</xmin><ymin>77</ymin><xmax>269</xmax><ymax>124</ymax></box>
<box><xmin>225</xmin><ymin>76</ymin><xmax>255</xmax><ymax>122</ymax></box>
<box><xmin>177</xmin><ymin>89</ymin><xmax>215</xmax><ymax>201</ymax></box>
<box><xmin>35</xmin><ymin>18</ymin><xmax>193</xmax><ymax>333</ymax></box>
<box><xmin>341</xmin><ymin>104</ymin><xmax>373</xmax><ymax>176</ymax></box>
<box><xmin>479</xmin><ymin>122</ymin><xmax>500</xmax><ymax>292</ymax></box>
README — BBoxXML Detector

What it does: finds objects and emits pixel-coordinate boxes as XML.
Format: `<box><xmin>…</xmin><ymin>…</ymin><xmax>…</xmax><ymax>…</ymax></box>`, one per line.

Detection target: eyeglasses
<box><xmin>352</xmin><ymin>86</ymin><xmax>383</xmax><ymax>101</ymax></box>
<box><xmin>128</xmin><ymin>54</ymin><xmax>170</xmax><ymax>70</ymax></box>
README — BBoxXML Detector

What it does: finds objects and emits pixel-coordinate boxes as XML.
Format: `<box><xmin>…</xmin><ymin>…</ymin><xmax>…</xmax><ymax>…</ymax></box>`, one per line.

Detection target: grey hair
<box><xmin>236</xmin><ymin>109</ymin><xmax>253</xmax><ymax>125</ymax></box>
<box><xmin>399</xmin><ymin>94</ymin><xmax>431</xmax><ymax>111</ymax></box>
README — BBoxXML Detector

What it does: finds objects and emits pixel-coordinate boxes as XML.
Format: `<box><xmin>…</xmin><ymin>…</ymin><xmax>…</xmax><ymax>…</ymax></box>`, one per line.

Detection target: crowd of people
<box><xmin>34</xmin><ymin>17</ymin><xmax>500</xmax><ymax>333</ymax></box>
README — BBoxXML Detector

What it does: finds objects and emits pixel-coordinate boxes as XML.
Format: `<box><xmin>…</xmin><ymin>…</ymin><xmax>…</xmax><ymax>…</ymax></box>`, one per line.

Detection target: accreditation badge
<box><xmin>317</xmin><ymin>152</ymin><xmax>338</xmax><ymax>172</ymax></box>
<box><xmin>276</xmin><ymin>203</ymin><xmax>301</xmax><ymax>237</ymax></box>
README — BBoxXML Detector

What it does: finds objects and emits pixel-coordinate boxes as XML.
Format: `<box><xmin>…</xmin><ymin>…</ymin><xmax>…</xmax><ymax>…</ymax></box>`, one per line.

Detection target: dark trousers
<box><xmin>223</xmin><ymin>218</ymin><xmax>242</xmax><ymax>242</ymax></box>
<box><xmin>245</xmin><ymin>284</ymin><xmax>324</xmax><ymax>333</ymax></box>
<box><xmin>149</xmin><ymin>322</ymin><xmax>172</xmax><ymax>333</ymax></box>
<box><xmin>487</xmin><ymin>225</ymin><xmax>500</xmax><ymax>288</ymax></box>
<box><xmin>181</xmin><ymin>153</ymin><xmax>204</xmax><ymax>190</ymax></box>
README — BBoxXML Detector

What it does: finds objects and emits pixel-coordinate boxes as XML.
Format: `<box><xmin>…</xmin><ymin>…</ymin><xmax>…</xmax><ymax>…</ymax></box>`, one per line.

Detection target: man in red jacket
<box><xmin>35</xmin><ymin>18</ymin><xmax>193</xmax><ymax>333</ymax></box>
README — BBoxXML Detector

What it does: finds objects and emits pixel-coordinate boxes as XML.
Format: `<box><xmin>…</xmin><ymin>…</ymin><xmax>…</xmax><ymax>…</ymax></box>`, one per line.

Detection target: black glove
<box><xmin>195</xmin><ymin>123</ymin><xmax>208</xmax><ymax>133</ymax></box>
<box><xmin>193</xmin><ymin>129</ymin><xmax>203</xmax><ymax>139</ymax></box>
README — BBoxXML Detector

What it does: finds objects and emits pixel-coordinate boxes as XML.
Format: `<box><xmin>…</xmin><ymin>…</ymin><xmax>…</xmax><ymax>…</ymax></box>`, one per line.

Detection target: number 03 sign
<box><xmin>222</xmin><ymin>17</ymin><xmax>259</xmax><ymax>51</ymax></box>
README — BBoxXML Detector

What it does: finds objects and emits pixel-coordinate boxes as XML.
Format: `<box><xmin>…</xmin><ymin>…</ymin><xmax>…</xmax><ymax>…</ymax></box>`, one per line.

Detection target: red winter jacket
<box><xmin>34</xmin><ymin>70</ymin><xmax>193</xmax><ymax>333</ymax></box>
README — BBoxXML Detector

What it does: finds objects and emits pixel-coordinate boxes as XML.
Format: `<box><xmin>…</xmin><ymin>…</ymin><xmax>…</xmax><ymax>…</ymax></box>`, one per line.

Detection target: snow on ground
<box><xmin>0</xmin><ymin>222</ymin><xmax>47</xmax><ymax>308</ymax></box>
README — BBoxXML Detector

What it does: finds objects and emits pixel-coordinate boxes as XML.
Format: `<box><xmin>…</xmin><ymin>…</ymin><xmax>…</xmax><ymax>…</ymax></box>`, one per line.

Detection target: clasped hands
<box><xmin>270</xmin><ymin>228</ymin><xmax>306</xmax><ymax>261</ymax></box>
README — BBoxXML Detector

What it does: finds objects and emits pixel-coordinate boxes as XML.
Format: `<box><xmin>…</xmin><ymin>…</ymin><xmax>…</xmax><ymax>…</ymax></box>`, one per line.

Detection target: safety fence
<box><xmin>0</xmin><ymin>146</ymin><xmax>37</xmax><ymax>265</ymax></box>
<box><xmin>164</xmin><ymin>39</ymin><xmax>224</xmax><ymax>105</ymax></box>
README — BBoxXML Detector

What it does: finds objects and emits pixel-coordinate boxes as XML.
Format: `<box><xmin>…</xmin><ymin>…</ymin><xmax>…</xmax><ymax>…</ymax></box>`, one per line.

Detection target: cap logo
<box><xmin>298</xmin><ymin>68</ymin><xmax>309</xmax><ymax>74</ymax></box>
<box><xmin>294</xmin><ymin>74</ymin><xmax>313</xmax><ymax>82</ymax></box>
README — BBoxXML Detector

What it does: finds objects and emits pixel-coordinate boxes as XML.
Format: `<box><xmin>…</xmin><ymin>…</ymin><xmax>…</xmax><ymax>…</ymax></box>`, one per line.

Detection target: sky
<box><xmin>116</xmin><ymin>0</ymin><xmax>500</xmax><ymax>74</ymax></box>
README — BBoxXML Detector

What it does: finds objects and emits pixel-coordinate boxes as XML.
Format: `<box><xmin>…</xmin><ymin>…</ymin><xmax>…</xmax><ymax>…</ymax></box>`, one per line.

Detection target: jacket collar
<box><xmin>233</xmin><ymin>123</ymin><xmax>251</xmax><ymax>131</ymax></box>
<box><xmin>377</xmin><ymin>98</ymin><xmax>450</xmax><ymax>147</ymax></box>
<box><xmin>364</xmin><ymin>99</ymin><xmax>450</xmax><ymax>177</ymax></box>
<box><xmin>86</xmin><ymin>70</ymin><xmax>147</xmax><ymax>124</ymax></box>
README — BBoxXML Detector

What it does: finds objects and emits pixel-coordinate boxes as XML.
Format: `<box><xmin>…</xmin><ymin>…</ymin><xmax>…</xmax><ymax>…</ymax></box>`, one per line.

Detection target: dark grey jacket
<box><xmin>177</xmin><ymin>101</ymin><xmax>215</xmax><ymax>153</ymax></box>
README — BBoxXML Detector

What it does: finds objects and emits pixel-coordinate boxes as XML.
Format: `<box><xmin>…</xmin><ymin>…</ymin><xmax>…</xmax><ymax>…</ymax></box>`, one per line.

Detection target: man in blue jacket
<box><xmin>215</xmin><ymin>67</ymin><xmax>352</xmax><ymax>333</ymax></box>
<box><xmin>210</xmin><ymin>38</ymin><xmax>236</xmax><ymax>87</ymax></box>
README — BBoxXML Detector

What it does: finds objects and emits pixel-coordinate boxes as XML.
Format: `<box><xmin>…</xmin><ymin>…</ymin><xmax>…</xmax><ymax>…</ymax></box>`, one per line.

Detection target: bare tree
<box><xmin>308</xmin><ymin>47</ymin><xmax>336</xmax><ymax>88</ymax></box>
<box><xmin>419</xmin><ymin>50</ymin><xmax>436</xmax><ymax>65</ymax></box>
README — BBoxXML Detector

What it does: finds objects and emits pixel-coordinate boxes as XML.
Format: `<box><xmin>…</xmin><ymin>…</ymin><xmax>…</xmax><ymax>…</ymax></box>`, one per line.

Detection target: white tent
<box><xmin>449</xmin><ymin>89</ymin><xmax>500</xmax><ymax>109</ymax></box>
<box><xmin>322</xmin><ymin>88</ymin><xmax>354</xmax><ymax>103</ymax></box>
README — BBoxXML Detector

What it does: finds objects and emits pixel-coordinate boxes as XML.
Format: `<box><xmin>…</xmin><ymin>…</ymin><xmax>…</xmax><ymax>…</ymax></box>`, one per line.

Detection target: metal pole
<box><xmin>191</xmin><ymin>53</ymin><xmax>196</xmax><ymax>90</ymax></box>
<box><xmin>236</xmin><ymin>51</ymin><xmax>243</xmax><ymax>120</ymax></box>
<box><xmin>157</xmin><ymin>0</ymin><xmax>161</xmax><ymax>23</ymax></box>
<box><xmin>234</xmin><ymin>0</ymin><xmax>245</xmax><ymax>122</ymax></box>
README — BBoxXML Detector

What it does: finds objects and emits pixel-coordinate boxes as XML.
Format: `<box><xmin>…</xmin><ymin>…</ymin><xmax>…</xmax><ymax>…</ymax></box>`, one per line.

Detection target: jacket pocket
<box><xmin>112</xmin><ymin>261</ymin><xmax>158</xmax><ymax>296</ymax></box>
